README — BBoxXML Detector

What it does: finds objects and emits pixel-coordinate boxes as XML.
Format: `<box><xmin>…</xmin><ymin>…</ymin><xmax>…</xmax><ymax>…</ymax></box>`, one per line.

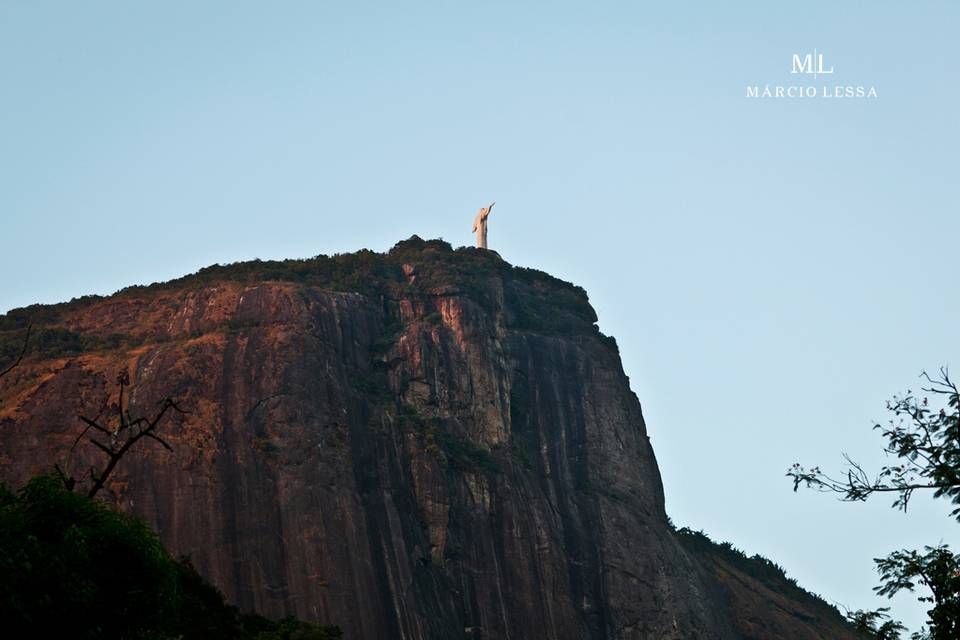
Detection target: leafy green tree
<box><xmin>0</xmin><ymin>475</ymin><xmax>179</xmax><ymax>638</ymax></box>
<box><xmin>0</xmin><ymin>475</ymin><xmax>342</xmax><ymax>639</ymax></box>
<box><xmin>874</xmin><ymin>546</ymin><xmax>960</xmax><ymax>640</ymax></box>
<box><xmin>845</xmin><ymin>607</ymin><xmax>907</xmax><ymax>639</ymax></box>
<box><xmin>788</xmin><ymin>368</ymin><xmax>960</xmax><ymax>639</ymax></box>
<box><xmin>788</xmin><ymin>368</ymin><xmax>960</xmax><ymax>515</ymax></box>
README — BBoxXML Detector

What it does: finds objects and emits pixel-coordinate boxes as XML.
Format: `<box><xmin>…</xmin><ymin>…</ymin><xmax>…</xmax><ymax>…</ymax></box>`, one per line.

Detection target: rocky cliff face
<box><xmin>0</xmin><ymin>238</ymin><xmax>859</xmax><ymax>639</ymax></box>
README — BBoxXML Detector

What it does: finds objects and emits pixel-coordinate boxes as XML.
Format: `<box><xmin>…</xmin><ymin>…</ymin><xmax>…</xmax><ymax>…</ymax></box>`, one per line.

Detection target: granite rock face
<box><xmin>0</xmin><ymin>238</ymin><xmax>860</xmax><ymax>639</ymax></box>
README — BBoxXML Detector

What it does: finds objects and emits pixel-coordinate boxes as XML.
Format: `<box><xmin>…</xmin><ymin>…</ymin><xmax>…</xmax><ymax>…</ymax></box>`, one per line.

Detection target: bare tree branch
<box><xmin>143</xmin><ymin>431</ymin><xmax>174</xmax><ymax>452</ymax></box>
<box><xmin>53</xmin><ymin>462</ymin><xmax>75</xmax><ymax>491</ymax></box>
<box><xmin>788</xmin><ymin>367</ymin><xmax>960</xmax><ymax>519</ymax></box>
<box><xmin>56</xmin><ymin>369</ymin><xmax>184</xmax><ymax>499</ymax></box>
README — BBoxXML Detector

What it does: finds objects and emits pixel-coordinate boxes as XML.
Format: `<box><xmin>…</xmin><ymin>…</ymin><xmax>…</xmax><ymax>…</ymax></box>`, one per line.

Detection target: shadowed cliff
<box><xmin>0</xmin><ymin>237</ymin><xmax>861</xmax><ymax>639</ymax></box>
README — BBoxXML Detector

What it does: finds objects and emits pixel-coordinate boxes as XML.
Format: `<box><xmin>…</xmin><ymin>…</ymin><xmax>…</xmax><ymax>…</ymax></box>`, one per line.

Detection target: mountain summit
<box><xmin>0</xmin><ymin>238</ymin><xmax>858</xmax><ymax>639</ymax></box>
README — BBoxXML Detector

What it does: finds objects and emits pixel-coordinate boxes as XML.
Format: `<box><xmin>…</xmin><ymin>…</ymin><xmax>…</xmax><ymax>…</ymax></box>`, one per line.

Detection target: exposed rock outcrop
<box><xmin>0</xmin><ymin>237</ymin><xmax>860</xmax><ymax>639</ymax></box>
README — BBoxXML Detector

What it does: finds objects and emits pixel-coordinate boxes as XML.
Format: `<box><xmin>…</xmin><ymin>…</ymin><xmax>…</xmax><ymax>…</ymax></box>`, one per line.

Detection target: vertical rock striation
<box><xmin>0</xmin><ymin>238</ymin><xmax>860</xmax><ymax>639</ymax></box>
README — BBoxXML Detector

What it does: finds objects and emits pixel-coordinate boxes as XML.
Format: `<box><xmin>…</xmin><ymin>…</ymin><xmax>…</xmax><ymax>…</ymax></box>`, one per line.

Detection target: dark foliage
<box><xmin>0</xmin><ymin>476</ymin><xmax>342</xmax><ymax>639</ymax></box>
<box><xmin>397</xmin><ymin>404</ymin><xmax>501</xmax><ymax>474</ymax></box>
<box><xmin>845</xmin><ymin>607</ymin><xmax>908</xmax><ymax>639</ymax></box>
<box><xmin>0</xmin><ymin>323</ymin><xmax>31</xmax><ymax>379</ymax></box>
<box><xmin>0</xmin><ymin>475</ymin><xmax>178</xmax><ymax>638</ymax></box>
<box><xmin>504</xmin><ymin>270</ymin><xmax>596</xmax><ymax>334</ymax></box>
<box><xmin>873</xmin><ymin>545</ymin><xmax>960</xmax><ymax>640</ymax></box>
<box><xmin>673</xmin><ymin>526</ymin><xmax>846</xmax><ymax>619</ymax></box>
<box><xmin>787</xmin><ymin>367</ymin><xmax>960</xmax><ymax>639</ymax></box>
<box><xmin>0</xmin><ymin>325</ymin><xmax>137</xmax><ymax>368</ymax></box>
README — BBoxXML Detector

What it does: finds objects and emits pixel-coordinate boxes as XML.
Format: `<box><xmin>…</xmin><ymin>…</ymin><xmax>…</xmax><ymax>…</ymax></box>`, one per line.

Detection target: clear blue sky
<box><xmin>2</xmin><ymin>1</ymin><xmax>957</xmax><ymax>631</ymax></box>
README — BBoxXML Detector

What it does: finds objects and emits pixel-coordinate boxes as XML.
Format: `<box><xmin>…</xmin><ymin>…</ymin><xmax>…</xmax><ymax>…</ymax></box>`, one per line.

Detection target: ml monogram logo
<box><xmin>791</xmin><ymin>50</ymin><xmax>834</xmax><ymax>78</ymax></box>
<box><xmin>745</xmin><ymin>49</ymin><xmax>876</xmax><ymax>100</ymax></box>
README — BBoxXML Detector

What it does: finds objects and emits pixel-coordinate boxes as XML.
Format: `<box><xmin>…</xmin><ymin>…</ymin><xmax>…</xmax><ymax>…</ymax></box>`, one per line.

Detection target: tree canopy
<box><xmin>787</xmin><ymin>368</ymin><xmax>960</xmax><ymax>640</ymax></box>
<box><xmin>0</xmin><ymin>475</ymin><xmax>342</xmax><ymax>639</ymax></box>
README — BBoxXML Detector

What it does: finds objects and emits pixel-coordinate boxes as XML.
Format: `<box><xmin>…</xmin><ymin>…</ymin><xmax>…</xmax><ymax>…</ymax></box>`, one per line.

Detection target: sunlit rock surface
<box><xmin>0</xmin><ymin>238</ymin><xmax>859</xmax><ymax>639</ymax></box>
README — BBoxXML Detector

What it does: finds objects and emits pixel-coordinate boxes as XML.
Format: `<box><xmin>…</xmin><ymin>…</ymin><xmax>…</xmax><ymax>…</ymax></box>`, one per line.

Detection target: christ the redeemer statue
<box><xmin>472</xmin><ymin>202</ymin><xmax>495</xmax><ymax>249</ymax></box>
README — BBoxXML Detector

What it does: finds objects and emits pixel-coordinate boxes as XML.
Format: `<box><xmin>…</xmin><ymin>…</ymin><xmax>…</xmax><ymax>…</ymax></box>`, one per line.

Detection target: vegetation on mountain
<box><xmin>673</xmin><ymin>524</ymin><xmax>844</xmax><ymax>617</ymax></box>
<box><xmin>0</xmin><ymin>238</ymin><xmax>866</xmax><ymax>638</ymax></box>
<box><xmin>0</xmin><ymin>237</ymin><xmax>602</xmax><ymax>372</ymax></box>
